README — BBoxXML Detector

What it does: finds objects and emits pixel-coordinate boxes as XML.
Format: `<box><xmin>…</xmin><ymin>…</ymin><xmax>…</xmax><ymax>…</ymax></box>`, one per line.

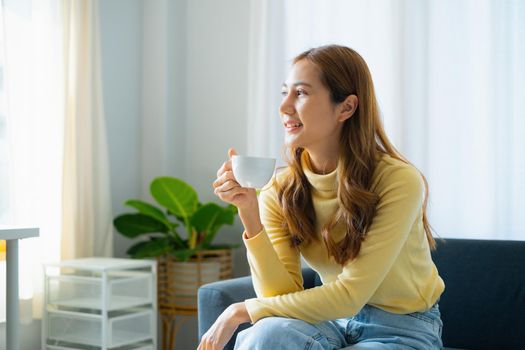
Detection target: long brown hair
<box><xmin>277</xmin><ymin>45</ymin><xmax>436</xmax><ymax>265</ymax></box>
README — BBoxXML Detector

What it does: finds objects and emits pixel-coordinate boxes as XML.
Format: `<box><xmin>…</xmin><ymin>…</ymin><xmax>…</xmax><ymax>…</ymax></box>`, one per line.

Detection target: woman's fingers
<box><xmin>216</xmin><ymin>147</ymin><xmax>237</xmax><ymax>180</ymax></box>
<box><xmin>228</xmin><ymin>147</ymin><xmax>238</xmax><ymax>158</ymax></box>
<box><xmin>198</xmin><ymin>334</ymin><xmax>218</xmax><ymax>350</ymax></box>
<box><xmin>215</xmin><ymin>182</ymin><xmax>247</xmax><ymax>202</ymax></box>
<box><xmin>213</xmin><ymin>167</ymin><xmax>246</xmax><ymax>205</ymax></box>
<box><xmin>214</xmin><ymin>148</ymin><xmax>246</xmax><ymax>206</ymax></box>
<box><xmin>216</xmin><ymin>159</ymin><xmax>232</xmax><ymax>178</ymax></box>
<box><xmin>214</xmin><ymin>179</ymin><xmax>242</xmax><ymax>197</ymax></box>
<box><xmin>212</xmin><ymin>170</ymin><xmax>236</xmax><ymax>189</ymax></box>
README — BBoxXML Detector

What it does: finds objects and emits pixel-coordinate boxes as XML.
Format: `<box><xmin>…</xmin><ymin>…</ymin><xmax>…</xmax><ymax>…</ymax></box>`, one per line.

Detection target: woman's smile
<box><xmin>284</xmin><ymin>120</ymin><xmax>303</xmax><ymax>133</ymax></box>
<box><xmin>285</xmin><ymin>125</ymin><xmax>302</xmax><ymax>133</ymax></box>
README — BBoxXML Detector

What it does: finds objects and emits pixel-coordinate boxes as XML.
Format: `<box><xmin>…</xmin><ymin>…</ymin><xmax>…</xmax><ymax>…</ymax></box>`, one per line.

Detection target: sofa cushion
<box><xmin>431</xmin><ymin>238</ymin><xmax>525</xmax><ymax>350</ymax></box>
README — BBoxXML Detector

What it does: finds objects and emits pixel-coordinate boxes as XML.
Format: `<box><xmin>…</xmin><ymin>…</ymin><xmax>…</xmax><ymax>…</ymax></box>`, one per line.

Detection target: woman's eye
<box><xmin>280</xmin><ymin>89</ymin><xmax>307</xmax><ymax>97</ymax></box>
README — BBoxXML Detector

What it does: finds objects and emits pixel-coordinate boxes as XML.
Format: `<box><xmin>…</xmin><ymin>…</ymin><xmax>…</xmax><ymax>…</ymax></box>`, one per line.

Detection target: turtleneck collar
<box><xmin>300</xmin><ymin>150</ymin><xmax>338</xmax><ymax>192</ymax></box>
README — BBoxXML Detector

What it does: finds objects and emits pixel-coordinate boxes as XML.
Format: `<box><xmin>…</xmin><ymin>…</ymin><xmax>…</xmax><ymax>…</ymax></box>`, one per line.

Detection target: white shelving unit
<box><xmin>42</xmin><ymin>258</ymin><xmax>157</xmax><ymax>350</ymax></box>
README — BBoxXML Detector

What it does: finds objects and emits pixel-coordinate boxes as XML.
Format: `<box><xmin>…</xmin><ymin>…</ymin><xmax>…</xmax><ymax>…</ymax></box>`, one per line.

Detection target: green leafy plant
<box><xmin>113</xmin><ymin>176</ymin><xmax>238</xmax><ymax>261</ymax></box>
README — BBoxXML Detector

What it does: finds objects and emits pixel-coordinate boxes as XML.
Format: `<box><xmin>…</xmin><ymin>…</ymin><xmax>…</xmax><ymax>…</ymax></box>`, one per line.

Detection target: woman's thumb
<box><xmin>228</xmin><ymin>148</ymin><xmax>238</xmax><ymax>159</ymax></box>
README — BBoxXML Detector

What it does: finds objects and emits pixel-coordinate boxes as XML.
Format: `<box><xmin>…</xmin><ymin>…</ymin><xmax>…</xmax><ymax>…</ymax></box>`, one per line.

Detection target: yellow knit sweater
<box><xmin>243</xmin><ymin>151</ymin><xmax>445</xmax><ymax>324</ymax></box>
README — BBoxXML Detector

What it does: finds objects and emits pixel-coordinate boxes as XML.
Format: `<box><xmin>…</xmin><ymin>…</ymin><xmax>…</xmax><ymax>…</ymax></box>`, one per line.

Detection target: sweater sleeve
<box><xmin>244</xmin><ymin>166</ymin><xmax>425</xmax><ymax>324</ymax></box>
<box><xmin>242</xmin><ymin>183</ymin><xmax>303</xmax><ymax>298</ymax></box>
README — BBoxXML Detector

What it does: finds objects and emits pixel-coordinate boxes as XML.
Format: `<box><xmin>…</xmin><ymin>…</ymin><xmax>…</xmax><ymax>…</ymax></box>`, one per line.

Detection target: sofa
<box><xmin>198</xmin><ymin>238</ymin><xmax>525</xmax><ymax>349</ymax></box>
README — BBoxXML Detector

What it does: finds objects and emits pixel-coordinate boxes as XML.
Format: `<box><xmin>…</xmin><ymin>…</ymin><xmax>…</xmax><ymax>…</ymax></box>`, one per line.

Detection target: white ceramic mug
<box><xmin>231</xmin><ymin>155</ymin><xmax>276</xmax><ymax>189</ymax></box>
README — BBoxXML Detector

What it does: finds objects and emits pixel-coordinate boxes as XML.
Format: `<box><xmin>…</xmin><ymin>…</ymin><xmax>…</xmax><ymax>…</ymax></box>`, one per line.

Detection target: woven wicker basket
<box><xmin>157</xmin><ymin>249</ymin><xmax>232</xmax><ymax>312</ymax></box>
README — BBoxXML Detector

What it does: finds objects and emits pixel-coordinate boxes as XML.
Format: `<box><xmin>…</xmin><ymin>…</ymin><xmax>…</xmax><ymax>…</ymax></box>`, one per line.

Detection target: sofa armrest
<box><xmin>198</xmin><ymin>267</ymin><xmax>318</xmax><ymax>349</ymax></box>
<box><xmin>197</xmin><ymin>275</ymin><xmax>256</xmax><ymax>350</ymax></box>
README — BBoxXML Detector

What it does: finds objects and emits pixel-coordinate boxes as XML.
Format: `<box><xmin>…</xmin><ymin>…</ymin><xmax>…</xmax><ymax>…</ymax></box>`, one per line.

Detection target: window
<box><xmin>0</xmin><ymin>9</ymin><xmax>7</xmax><ymax>322</ymax></box>
<box><xmin>0</xmin><ymin>0</ymin><xmax>64</xmax><ymax>322</ymax></box>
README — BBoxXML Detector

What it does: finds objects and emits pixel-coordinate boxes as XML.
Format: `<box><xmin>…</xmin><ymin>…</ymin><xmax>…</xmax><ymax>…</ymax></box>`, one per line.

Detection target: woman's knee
<box><xmin>245</xmin><ymin>317</ymin><xmax>288</xmax><ymax>337</ymax></box>
<box><xmin>234</xmin><ymin>317</ymin><xmax>323</xmax><ymax>349</ymax></box>
<box><xmin>240</xmin><ymin>316</ymin><xmax>311</xmax><ymax>339</ymax></box>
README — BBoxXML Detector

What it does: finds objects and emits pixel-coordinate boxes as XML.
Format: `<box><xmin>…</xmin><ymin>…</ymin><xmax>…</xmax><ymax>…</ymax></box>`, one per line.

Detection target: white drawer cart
<box><xmin>42</xmin><ymin>258</ymin><xmax>157</xmax><ymax>350</ymax></box>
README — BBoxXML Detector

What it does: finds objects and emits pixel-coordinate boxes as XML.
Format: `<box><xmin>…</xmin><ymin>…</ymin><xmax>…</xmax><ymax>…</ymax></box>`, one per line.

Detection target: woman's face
<box><xmin>279</xmin><ymin>59</ymin><xmax>343</xmax><ymax>151</ymax></box>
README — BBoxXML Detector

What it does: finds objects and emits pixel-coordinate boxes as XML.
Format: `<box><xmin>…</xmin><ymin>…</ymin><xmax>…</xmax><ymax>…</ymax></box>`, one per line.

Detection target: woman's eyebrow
<box><xmin>282</xmin><ymin>81</ymin><xmax>313</xmax><ymax>88</ymax></box>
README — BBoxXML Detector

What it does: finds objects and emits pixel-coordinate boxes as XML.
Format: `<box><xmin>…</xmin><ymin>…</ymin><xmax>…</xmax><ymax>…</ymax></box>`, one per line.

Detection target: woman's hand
<box><xmin>198</xmin><ymin>302</ymin><xmax>251</xmax><ymax>350</ymax></box>
<box><xmin>213</xmin><ymin>148</ymin><xmax>258</xmax><ymax>211</ymax></box>
<box><xmin>213</xmin><ymin>148</ymin><xmax>264</xmax><ymax>237</ymax></box>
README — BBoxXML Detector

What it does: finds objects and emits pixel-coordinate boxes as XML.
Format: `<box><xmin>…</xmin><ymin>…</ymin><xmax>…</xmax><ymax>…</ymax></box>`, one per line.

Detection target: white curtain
<box><xmin>247</xmin><ymin>0</ymin><xmax>525</xmax><ymax>240</ymax></box>
<box><xmin>246</xmin><ymin>0</ymin><xmax>286</xmax><ymax>163</ymax></box>
<box><xmin>0</xmin><ymin>0</ymin><xmax>64</xmax><ymax>321</ymax></box>
<box><xmin>0</xmin><ymin>0</ymin><xmax>112</xmax><ymax>321</ymax></box>
<box><xmin>60</xmin><ymin>0</ymin><xmax>112</xmax><ymax>259</ymax></box>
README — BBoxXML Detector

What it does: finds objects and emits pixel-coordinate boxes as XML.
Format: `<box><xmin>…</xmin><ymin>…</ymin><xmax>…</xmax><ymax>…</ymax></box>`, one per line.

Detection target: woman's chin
<box><xmin>284</xmin><ymin>136</ymin><xmax>302</xmax><ymax>149</ymax></box>
<box><xmin>285</xmin><ymin>140</ymin><xmax>300</xmax><ymax>149</ymax></box>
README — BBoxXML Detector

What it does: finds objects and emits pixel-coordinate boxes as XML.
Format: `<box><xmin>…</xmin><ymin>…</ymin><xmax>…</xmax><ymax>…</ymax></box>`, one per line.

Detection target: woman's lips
<box><xmin>284</xmin><ymin>120</ymin><xmax>303</xmax><ymax>133</ymax></box>
<box><xmin>285</xmin><ymin>124</ymin><xmax>303</xmax><ymax>133</ymax></box>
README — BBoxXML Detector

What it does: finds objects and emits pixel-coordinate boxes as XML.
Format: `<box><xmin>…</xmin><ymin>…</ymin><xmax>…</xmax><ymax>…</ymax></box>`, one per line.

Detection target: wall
<box><xmin>184</xmin><ymin>0</ymin><xmax>251</xmax><ymax>262</ymax></box>
<box><xmin>99</xmin><ymin>0</ymin><xmax>144</xmax><ymax>258</ymax></box>
<box><xmin>101</xmin><ymin>0</ymin><xmax>252</xmax><ymax>349</ymax></box>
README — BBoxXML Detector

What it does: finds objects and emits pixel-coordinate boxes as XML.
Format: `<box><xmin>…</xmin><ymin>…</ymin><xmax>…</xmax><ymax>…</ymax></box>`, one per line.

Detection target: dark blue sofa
<box><xmin>198</xmin><ymin>238</ymin><xmax>525</xmax><ymax>349</ymax></box>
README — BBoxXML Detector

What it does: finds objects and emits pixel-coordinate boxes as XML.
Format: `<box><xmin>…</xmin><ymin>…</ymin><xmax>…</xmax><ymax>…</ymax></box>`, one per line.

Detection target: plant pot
<box><xmin>157</xmin><ymin>249</ymin><xmax>232</xmax><ymax>312</ymax></box>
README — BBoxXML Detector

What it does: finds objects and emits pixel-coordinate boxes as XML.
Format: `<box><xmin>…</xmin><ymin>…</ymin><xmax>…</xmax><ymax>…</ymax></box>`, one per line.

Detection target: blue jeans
<box><xmin>234</xmin><ymin>303</ymin><xmax>443</xmax><ymax>349</ymax></box>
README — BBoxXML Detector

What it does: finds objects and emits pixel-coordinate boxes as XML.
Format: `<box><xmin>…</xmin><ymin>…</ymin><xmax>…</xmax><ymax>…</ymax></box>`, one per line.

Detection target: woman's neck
<box><xmin>304</xmin><ymin>150</ymin><xmax>338</xmax><ymax>175</ymax></box>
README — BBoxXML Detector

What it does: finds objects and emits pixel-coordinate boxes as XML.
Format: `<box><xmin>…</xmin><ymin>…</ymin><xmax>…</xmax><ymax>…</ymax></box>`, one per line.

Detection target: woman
<box><xmin>200</xmin><ymin>45</ymin><xmax>445</xmax><ymax>350</ymax></box>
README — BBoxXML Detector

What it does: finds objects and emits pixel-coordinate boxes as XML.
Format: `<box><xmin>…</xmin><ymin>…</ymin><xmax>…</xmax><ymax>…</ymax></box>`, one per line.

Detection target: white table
<box><xmin>0</xmin><ymin>226</ymin><xmax>39</xmax><ymax>350</ymax></box>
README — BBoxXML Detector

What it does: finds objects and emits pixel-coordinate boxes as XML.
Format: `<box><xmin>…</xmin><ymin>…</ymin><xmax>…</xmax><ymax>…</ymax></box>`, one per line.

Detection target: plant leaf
<box><xmin>126</xmin><ymin>237</ymin><xmax>171</xmax><ymax>258</ymax></box>
<box><xmin>166</xmin><ymin>235</ymin><xmax>186</xmax><ymax>250</ymax></box>
<box><xmin>125</xmin><ymin>199</ymin><xmax>177</xmax><ymax>230</ymax></box>
<box><xmin>227</xmin><ymin>204</ymin><xmax>238</xmax><ymax>215</ymax></box>
<box><xmin>202</xmin><ymin>206</ymin><xmax>237</xmax><ymax>245</ymax></box>
<box><xmin>171</xmin><ymin>248</ymin><xmax>198</xmax><ymax>262</ymax></box>
<box><xmin>114</xmin><ymin>213</ymin><xmax>168</xmax><ymax>238</ymax></box>
<box><xmin>190</xmin><ymin>203</ymin><xmax>223</xmax><ymax>235</ymax></box>
<box><xmin>151</xmin><ymin>177</ymin><xmax>198</xmax><ymax>221</ymax></box>
<box><xmin>166</xmin><ymin>209</ymin><xmax>185</xmax><ymax>224</ymax></box>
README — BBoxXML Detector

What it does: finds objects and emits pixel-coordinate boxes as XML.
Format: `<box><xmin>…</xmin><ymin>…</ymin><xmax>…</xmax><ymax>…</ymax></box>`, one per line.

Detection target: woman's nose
<box><xmin>279</xmin><ymin>94</ymin><xmax>295</xmax><ymax>116</ymax></box>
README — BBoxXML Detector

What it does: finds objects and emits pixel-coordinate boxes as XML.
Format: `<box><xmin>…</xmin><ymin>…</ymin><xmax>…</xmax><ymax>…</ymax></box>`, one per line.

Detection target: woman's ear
<box><xmin>338</xmin><ymin>95</ymin><xmax>358</xmax><ymax>122</ymax></box>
